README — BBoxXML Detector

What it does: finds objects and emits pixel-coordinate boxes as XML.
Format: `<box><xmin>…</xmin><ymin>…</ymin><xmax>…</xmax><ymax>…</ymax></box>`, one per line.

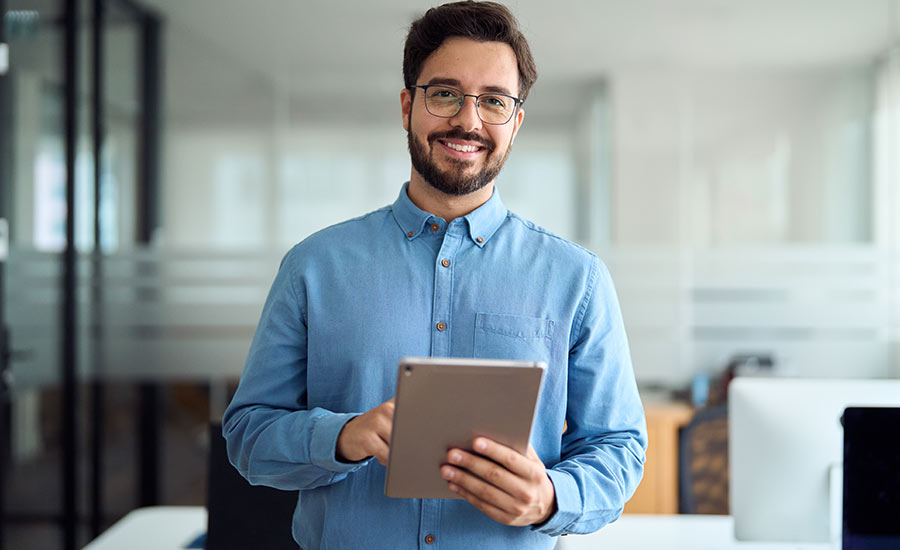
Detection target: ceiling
<box><xmin>129</xmin><ymin>0</ymin><xmax>899</xmax><ymax>127</ymax></box>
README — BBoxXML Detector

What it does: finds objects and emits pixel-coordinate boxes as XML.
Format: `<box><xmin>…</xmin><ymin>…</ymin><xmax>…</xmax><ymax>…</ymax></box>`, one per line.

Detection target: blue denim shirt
<box><xmin>223</xmin><ymin>183</ymin><xmax>647</xmax><ymax>550</ymax></box>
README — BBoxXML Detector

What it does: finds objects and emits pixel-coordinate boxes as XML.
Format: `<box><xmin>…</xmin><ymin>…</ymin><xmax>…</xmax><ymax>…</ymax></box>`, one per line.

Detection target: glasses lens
<box><xmin>424</xmin><ymin>86</ymin><xmax>463</xmax><ymax>117</ymax></box>
<box><xmin>477</xmin><ymin>94</ymin><xmax>516</xmax><ymax>124</ymax></box>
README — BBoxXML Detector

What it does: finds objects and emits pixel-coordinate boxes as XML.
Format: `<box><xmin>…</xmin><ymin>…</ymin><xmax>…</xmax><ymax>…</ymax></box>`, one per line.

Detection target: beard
<box><xmin>407</xmin><ymin>126</ymin><xmax>511</xmax><ymax>196</ymax></box>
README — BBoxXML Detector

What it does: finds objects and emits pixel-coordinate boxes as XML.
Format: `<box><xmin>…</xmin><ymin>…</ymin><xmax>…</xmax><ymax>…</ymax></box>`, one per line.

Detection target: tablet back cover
<box><xmin>384</xmin><ymin>357</ymin><xmax>545</xmax><ymax>499</ymax></box>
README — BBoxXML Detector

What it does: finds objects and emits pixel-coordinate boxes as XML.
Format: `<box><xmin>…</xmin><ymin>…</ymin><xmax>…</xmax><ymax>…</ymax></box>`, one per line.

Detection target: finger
<box><xmin>380</xmin><ymin>398</ymin><xmax>396</xmax><ymax>413</ymax></box>
<box><xmin>370</xmin><ymin>436</ymin><xmax>390</xmax><ymax>465</ymax></box>
<box><xmin>442</xmin><ymin>464</ymin><xmax>520</xmax><ymax>514</ymax></box>
<box><xmin>447</xmin><ymin>449</ymin><xmax>523</xmax><ymax>498</ymax></box>
<box><xmin>374</xmin><ymin>412</ymin><xmax>394</xmax><ymax>441</ymax></box>
<box><xmin>372</xmin><ymin>414</ymin><xmax>394</xmax><ymax>439</ymax></box>
<box><xmin>448</xmin><ymin>482</ymin><xmax>518</xmax><ymax>526</ymax></box>
<box><xmin>471</xmin><ymin>438</ymin><xmax>535</xmax><ymax>478</ymax></box>
<box><xmin>453</xmin><ymin>445</ymin><xmax>540</xmax><ymax>503</ymax></box>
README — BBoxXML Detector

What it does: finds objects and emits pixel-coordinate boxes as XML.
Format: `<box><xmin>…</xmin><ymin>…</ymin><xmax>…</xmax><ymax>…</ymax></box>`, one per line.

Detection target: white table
<box><xmin>82</xmin><ymin>507</ymin><xmax>207</xmax><ymax>550</ymax></box>
<box><xmin>558</xmin><ymin>514</ymin><xmax>834</xmax><ymax>550</ymax></box>
<box><xmin>82</xmin><ymin>507</ymin><xmax>836</xmax><ymax>550</ymax></box>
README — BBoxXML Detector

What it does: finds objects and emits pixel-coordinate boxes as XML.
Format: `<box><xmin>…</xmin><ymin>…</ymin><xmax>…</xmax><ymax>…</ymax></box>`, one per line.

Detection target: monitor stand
<box><xmin>829</xmin><ymin>463</ymin><xmax>842</xmax><ymax>549</ymax></box>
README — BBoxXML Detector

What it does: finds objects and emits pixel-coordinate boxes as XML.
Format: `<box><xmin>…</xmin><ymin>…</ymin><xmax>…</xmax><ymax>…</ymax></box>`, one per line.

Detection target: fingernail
<box><xmin>449</xmin><ymin>452</ymin><xmax>461</xmax><ymax>463</ymax></box>
<box><xmin>475</xmin><ymin>439</ymin><xmax>487</xmax><ymax>452</ymax></box>
<box><xmin>448</xmin><ymin>483</ymin><xmax>459</xmax><ymax>493</ymax></box>
<box><xmin>442</xmin><ymin>467</ymin><xmax>454</xmax><ymax>480</ymax></box>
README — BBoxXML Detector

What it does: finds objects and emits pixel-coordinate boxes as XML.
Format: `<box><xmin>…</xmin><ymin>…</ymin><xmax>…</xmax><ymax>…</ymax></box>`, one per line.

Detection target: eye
<box><xmin>481</xmin><ymin>95</ymin><xmax>510</xmax><ymax>109</ymax></box>
<box><xmin>429</xmin><ymin>87</ymin><xmax>460</xmax><ymax>99</ymax></box>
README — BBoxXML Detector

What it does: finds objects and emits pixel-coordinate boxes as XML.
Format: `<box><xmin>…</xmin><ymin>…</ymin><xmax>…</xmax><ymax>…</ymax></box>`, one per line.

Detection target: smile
<box><xmin>445</xmin><ymin>142</ymin><xmax>481</xmax><ymax>152</ymax></box>
<box><xmin>437</xmin><ymin>139</ymin><xmax>486</xmax><ymax>155</ymax></box>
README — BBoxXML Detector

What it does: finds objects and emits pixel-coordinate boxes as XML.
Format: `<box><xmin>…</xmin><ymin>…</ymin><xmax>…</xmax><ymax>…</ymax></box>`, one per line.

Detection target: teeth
<box><xmin>445</xmin><ymin>142</ymin><xmax>480</xmax><ymax>153</ymax></box>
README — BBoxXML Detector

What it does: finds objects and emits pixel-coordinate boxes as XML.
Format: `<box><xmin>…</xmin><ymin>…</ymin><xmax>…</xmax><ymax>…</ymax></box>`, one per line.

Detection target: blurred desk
<box><xmin>557</xmin><ymin>515</ymin><xmax>832</xmax><ymax>550</ymax></box>
<box><xmin>85</xmin><ymin>508</ymin><xmax>834</xmax><ymax>550</ymax></box>
<box><xmin>625</xmin><ymin>401</ymin><xmax>694</xmax><ymax>514</ymax></box>
<box><xmin>82</xmin><ymin>506</ymin><xmax>206</xmax><ymax>550</ymax></box>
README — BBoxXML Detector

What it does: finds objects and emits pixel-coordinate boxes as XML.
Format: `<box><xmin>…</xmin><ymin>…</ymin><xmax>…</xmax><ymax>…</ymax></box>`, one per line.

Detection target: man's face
<box><xmin>401</xmin><ymin>37</ymin><xmax>525</xmax><ymax>196</ymax></box>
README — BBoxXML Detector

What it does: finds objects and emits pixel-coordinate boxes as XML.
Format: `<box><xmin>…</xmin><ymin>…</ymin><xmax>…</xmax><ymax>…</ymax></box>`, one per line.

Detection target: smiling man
<box><xmin>223</xmin><ymin>2</ymin><xmax>647</xmax><ymax>549</ymax></box>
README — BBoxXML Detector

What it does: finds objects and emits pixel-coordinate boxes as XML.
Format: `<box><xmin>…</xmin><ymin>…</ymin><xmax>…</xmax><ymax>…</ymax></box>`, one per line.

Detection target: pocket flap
<box><xmin>475</xmin><ymin>312</ymin><xmax>554</xmax><ymax>340</ymax></box>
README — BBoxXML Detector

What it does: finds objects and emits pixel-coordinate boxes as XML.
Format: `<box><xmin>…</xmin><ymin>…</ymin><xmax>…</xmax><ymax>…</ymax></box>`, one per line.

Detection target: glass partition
<box><xmin>2</xmin><ymin>1</ymin><xmax>70</xmax><ymax>547</ymax></box>
<box><xmin>1</xmin><ymin>1</ymin><xmax>158</xmax><ymax>548</ymax></box>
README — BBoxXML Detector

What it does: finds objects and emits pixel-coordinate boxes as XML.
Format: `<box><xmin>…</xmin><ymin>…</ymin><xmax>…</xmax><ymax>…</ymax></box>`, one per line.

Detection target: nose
<box><xmin>450</xmin><ymin>95</ymin><xmax>483</xmax><ymax>132</ymax></box>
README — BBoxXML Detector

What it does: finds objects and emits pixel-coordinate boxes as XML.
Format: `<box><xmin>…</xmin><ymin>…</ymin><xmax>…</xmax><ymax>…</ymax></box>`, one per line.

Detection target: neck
<box><xmin>407</xmin><ymin>173</ymin><xmax>494</xmax><ymax>222</ymax></box>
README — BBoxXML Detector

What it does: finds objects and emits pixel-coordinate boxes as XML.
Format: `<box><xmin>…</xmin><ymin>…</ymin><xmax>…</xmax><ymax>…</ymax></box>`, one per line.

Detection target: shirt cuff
<box><xmin>531</xmin><ymin>468</ymin><xmax>581</xmax><ymax>536</ymax></box>
<box><xmin>309</xmin><ymin>411</ymin><xmax>368</xmax><ymax>473</ymax></box>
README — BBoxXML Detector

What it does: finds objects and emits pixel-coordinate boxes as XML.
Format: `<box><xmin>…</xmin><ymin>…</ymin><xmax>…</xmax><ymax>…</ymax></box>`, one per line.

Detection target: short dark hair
<box><xmin>403</xmin><ymin>1</ymin><xmax>538</xmax><ymax>101</ymax></box>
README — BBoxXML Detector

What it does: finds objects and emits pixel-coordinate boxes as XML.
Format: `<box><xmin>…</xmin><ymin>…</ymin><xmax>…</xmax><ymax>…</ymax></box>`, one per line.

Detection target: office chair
<box><xmin>207</xmin><ymin>422</ymin><xmax>299</xmax><ymax>550</ymax></box>
<box><xmin>678</xmin><ymin>404</ymin><xmax>729</xmax><ymax>515</ymax></box>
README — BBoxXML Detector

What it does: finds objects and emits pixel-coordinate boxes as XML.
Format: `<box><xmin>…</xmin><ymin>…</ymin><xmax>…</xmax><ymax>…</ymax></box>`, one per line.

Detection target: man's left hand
<box><xmin>440</xmin><ymin>438</ymin><xmax>557</xmax><ymax>526</ymax></box>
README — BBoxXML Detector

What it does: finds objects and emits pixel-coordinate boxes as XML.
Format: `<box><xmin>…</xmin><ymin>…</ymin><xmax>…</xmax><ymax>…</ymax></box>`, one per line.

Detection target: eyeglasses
<box><xmin>411</xmin><ymin>84</ymin><xmax>523</xmax><ymax>125</ymax></box>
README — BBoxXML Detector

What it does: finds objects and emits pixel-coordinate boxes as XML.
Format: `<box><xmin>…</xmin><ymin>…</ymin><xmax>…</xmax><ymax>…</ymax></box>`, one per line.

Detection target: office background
<box><xmin>1</xmin><ymin>0</ymin><xmax>899</xmax><ymax>549</ymax></box>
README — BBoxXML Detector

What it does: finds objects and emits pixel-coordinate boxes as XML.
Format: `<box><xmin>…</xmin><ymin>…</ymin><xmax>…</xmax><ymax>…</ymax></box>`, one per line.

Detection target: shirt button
<box><xmin>425</xmin><ymin>534</ymin><xmax>435</xmax><ymax>544</ymax></box>
<box><xmin>431</xmin><ymin>223</ymin><xmax>440</xmax><ymax>232</ymax></box>
<box><xmin>441</xmin><ymin>258</ymin><xmax>450</xmax><ymax>268</ymax></box>
<box><xmin>476</xmin><ymin>236</ymin><xmax>484</xmax><ymax>243</ymax></box>
<box><xmin>407</xmin><ymin>231</ymin><xmax>414</xmax><ymax>238</ymax></box>
<box><xmin>436</xmin><ymin>322</ymin><xmax>446</xmax><ymax>332</ymax></box>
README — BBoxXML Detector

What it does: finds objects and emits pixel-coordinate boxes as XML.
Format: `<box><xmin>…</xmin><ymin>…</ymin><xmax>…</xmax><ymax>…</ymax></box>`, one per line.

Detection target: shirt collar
<box><xmin>461</xmin><ymin>185</ymin><xmax>507</xmax><ymax>248</ymax></box>
<box><xmin>391</xmin><ymin>182</ymin><xmax>508</xmax><ymax>247</ymax></box>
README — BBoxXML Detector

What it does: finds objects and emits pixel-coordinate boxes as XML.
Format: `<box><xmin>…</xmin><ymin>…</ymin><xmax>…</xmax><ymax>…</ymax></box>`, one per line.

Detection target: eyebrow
<box><xmin>424</xmin><ymin>77</ymin><xmax>514</xmax><ymax>97</ymax></box>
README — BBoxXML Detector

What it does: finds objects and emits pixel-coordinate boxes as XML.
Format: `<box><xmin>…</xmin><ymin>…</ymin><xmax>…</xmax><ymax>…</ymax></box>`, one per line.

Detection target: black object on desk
<box><xmin>207</xmin><ymin>422</ymin><xmax>299</xmax><ymax>550</ymax></box>
<box><xmin>842</xmin><ymin>407</ymin><xmax>900</xmax><ymax>550</ymax></box>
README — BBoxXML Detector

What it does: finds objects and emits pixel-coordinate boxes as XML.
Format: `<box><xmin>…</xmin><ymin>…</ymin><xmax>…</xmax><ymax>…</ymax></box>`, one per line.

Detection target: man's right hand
<box><xmin>335</xmin><ymin>398</ymin><xmax>395</xmax><ymax>465</ymax></box>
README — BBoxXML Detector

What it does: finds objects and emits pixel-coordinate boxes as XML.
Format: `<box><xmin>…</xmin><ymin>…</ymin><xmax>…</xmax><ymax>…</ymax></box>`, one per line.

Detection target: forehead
<box><xmin>417</xmin><ymin>37</ymin><xmax>520</xmax><ymax>94</ymax></box>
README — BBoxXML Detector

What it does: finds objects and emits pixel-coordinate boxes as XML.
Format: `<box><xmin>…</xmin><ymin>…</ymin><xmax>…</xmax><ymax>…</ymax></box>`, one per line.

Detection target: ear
<box><xmin>509</xmin><ymin>107</ymin><xmax>525</xmax><ymax>147</ymax></box>
<box><xmin>401</xmin><ymin>88</ymin><xmax>412</xmax><ymax>131</ymax></box>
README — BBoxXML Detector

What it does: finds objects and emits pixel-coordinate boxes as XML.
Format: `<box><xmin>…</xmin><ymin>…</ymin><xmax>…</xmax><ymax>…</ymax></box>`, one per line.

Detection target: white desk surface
<box><xmin>81</xmin><ymin>507</ymin><xmax>835</xmax><ymax>550</ymax></box>
<box><xmin>558</xmin><ymin>514</ymin><xmax>834</xmax><ymax>550</ymax></box>
<box><xmin>82</xmin><ymin>506</ymin><xmax>207</xmax><ymax>550</ymax></box>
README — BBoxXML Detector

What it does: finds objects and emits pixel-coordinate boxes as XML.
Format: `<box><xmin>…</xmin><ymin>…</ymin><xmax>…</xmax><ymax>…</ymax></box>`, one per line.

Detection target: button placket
<box><xmin>420</xmin><ymin>498</ymin><xmax>441</xmax><ymax>550</ymax></box>
<box><xmin>430</xmin><ymin>223</ymin><xmax>463</xmax><ymax>357</ymax></box>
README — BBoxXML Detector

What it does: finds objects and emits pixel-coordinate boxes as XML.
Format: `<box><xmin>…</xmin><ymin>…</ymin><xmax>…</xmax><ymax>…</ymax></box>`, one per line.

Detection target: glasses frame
<box><xmin>410</xmin><ymin>84</ymin><xmax>523</xmax><ymax>125</ymax></box>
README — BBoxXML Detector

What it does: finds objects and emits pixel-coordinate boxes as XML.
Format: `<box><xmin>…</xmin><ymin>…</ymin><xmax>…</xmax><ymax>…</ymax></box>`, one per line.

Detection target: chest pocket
<box><xmin>473</xmin><ymin>312</ymin><xmax>554</xmax><ymax>363</ymax></box>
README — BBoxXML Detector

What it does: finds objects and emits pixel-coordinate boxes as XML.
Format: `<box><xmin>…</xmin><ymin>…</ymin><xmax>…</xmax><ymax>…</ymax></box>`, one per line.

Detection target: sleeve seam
<box><xmin>569</xmin><ymin>257</ymin><xmax>601</xmax><ymax>350</ymax></box>
<box><xmin>284</xmin><ymin>247</ymin><xmax>308</xmax><ymax>324</ymax></box>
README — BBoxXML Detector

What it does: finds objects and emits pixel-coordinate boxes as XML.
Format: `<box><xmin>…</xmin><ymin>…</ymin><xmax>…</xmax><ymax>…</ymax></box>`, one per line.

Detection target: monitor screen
<box><xmin>842</xmin><ymin>407</ymin><xmax>900</xmax><ymax>550</ymax></box>
<box><xmin>728</xmin><ymin>377</ymin><xmax>900</xmax><ymax>544</ymax></box>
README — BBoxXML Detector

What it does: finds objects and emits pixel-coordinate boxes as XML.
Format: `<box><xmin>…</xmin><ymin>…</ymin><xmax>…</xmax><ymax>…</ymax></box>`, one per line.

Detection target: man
<box><xmin>223</xmin><ymin>2</ymin><xmax>647</xmax><ymax>548</ymax></box>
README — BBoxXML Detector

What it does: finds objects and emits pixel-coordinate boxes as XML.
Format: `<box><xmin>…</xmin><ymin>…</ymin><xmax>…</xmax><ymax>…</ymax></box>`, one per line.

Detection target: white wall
<box><xmin>609</xmin><ymin>66</ymin><xmax>875</xmax><ymax>247</ymax></box>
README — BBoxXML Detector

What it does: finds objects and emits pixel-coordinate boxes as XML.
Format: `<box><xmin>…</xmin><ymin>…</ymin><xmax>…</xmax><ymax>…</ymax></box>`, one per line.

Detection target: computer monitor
<box><xmin>729</xmin><ymin>377</ymin><xmax>900</xmax><ymax>544</ymax></box>
<box><xmin>842</xmin><ymin>407</ymin><xmax>900</xmax><ymax>550</ymax></box>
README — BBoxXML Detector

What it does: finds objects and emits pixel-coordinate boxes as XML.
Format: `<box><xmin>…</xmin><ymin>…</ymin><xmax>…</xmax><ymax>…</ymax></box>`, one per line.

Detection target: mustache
<box><xmin>427</xmin><ymin>130</ymin><xmax>495</xmax><ymax>152</ymax></box>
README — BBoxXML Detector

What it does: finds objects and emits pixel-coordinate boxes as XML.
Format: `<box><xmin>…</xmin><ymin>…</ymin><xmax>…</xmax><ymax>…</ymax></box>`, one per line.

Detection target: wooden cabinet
<box><xmin>624</xmin><ymin>402</ymin><xmax>694</xmax><ymax>514</ymax></box>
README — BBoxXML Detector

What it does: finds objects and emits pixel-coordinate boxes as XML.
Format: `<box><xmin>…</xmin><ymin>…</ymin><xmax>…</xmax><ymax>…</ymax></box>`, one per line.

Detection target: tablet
<box><xmin>384</xmin><ymin>356</ymin><xmax>546</xmax><ymax>499</ymax></box>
